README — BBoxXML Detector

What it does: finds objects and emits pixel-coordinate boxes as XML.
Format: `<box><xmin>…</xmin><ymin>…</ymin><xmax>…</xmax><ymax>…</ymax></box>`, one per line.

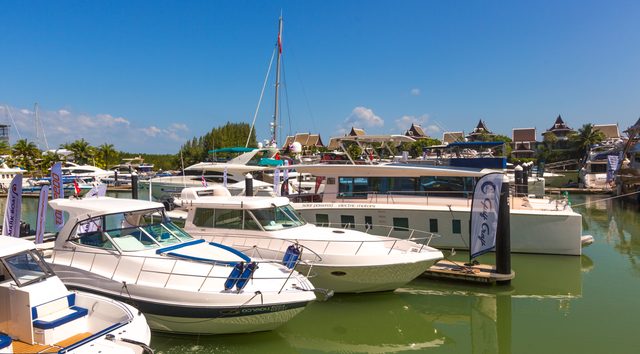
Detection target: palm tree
<box><xmin>62</xmin><ymin>138</ymin><xmax>94</xmax><ymax>165</ymax></box>
<box><xmin>11</xmin><ymin>139</ymin><xmax>40</xmax><ymax>172</ymax></box>
<box><xmin>0</xmin><ymin>140</ymin><xmax>10</xmax><ymax>156</ymax></box>
<box><xmin>98</xmin><ymin>143</ymin><xmax>117</xmax><ymax>169</ymax></box>
<box><xmin>569</xmin><ymin>124</ymin><xmax>606</xmax><ymax>158</ymax></box>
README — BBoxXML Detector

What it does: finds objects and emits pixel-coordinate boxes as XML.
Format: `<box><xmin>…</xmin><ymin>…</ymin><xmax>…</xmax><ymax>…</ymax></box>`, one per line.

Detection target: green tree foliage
<box><xmin>10</xmin><ymin>139</ymin><xmax>40</xmax><ymax>172</ymax></box>
<box><xmin>98</xmin><ymin>143</ymin><xmax>118</xmax><ymax>169</ymax></box>
<box><xmin>61</xmin><ymin>139</ymin><xmax>95</xmax><ymax>165</ymax></box>
<box><xmin>0</xmin><ymin>140</ymin><xmax>10</xmax><ymax>155</ymax></box>
<box><xmin>569</xmin><ymin>123</ymin><xmax>606</xmax><ymax>158</ymax></box>
<box><xmin>178</xmin><ymin>122</ymin><xmax>257</xmax><ymax>166</ymax></box>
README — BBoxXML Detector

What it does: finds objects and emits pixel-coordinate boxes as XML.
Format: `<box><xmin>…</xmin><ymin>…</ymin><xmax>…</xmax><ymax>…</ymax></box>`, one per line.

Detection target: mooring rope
<box><xmin>567</xmin><ymin>189</ymin><xmax>640</xmax><ymax>207</ymax></box>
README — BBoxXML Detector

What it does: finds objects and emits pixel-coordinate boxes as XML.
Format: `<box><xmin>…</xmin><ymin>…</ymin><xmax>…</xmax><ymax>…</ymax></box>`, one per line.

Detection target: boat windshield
<box><xmin>250</xmin><ymin>204</ymin><xmax>306</xmax><ymax>230</ymax></box>
<box><xmin>70</xmin><ymin>208</ymin><xmax>194</xmax><ymax>252</ymax></box>
<box><xmin>0</xmin><ymin>250</ymin><xmax>55</xmax><ymax>287</ymax></box>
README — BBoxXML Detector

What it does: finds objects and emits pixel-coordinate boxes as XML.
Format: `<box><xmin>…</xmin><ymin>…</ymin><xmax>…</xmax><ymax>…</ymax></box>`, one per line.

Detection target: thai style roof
<box><xmin>442</xmin><ymin>131</ymin><xmax>465</xmax><ymax>144</ymax></box>
<box><xmin>349</xmin><ymin>127</ymin><xmax>366</xmax><ymax>136</ymax></box>
<box><xmin>593</xmin><ymin>124</ymin><xmax>620</xmax><ymax>139</ymax></box>
<box><xmin>284</xmin><ymin>133</ymin><xmax>324</xmax><ymax>148</ymax></box>
<box><xmin>512</xmin><ymin>128</ymin><xmax>537</xmax><ymax>142</ymax></box>
<box><xmin>405</xmin><ymin>123</ymin><xmax>427</xmax><ymax>138</ymax></box>
<box><xmin>468</xmin><ymin>120</ymin><xmax>494</xmax><ymax>135</ymax></box>
<box><xmin>544</xmin><ymin>115</ymin><xmax>573</xmax><ymax>133</ymax></box>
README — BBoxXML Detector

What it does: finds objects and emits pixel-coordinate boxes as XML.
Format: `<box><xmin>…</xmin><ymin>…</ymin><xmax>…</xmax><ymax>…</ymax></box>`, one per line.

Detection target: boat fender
<box><xmin>224</xmin><ymin>262</ymin><xmax>245</xmax><ymax>290</ymax></box>
<box><xmin>235</xmin><ymin>262</ymin><xmax>258</xmax><ymax>291</ymax></box>
<box><xmin>282</xmin><ymin>244</ymin><xmax>301</xmax><ymax>269</ymax></box>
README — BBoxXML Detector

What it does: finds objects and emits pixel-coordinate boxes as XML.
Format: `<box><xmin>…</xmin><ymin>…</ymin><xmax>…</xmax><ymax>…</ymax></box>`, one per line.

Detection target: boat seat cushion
<box><xmin>31</xmin><ymin>293</ymin><xmax>88</xmax><ymax>330</ymax></box>
<box><xmin>0</xmin><ymin>333</ymin><xmax>11</xmax><ymax>349</ymax></box>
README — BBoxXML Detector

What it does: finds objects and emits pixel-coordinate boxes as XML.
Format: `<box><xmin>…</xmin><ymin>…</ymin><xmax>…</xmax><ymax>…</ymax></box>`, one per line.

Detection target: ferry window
<box><xmin>340</xmin><ymin>215</ymin><xmax>355</xmax><ymax>228</ymax></box>
<box><xmin>391</xmin><ymin>178</ymin><xmax>418</xmax><ymax>195</ymax></box>
<box><xmin>365</xmin><ymin>216</ymin><xmax>373</xmax><ymax>229</ymax></box>
<box><xmin>452</xmin><ymin>219</ymin><xmax>462</xmax><ymax>234</ymax></box>
<box><xmin>215</xmin><ymin>209</ymin><xmax>243</xmax><ymax>229</ymax></box>
<box><xmin>338</xmin><ymin>177</ymin><xmax>368</xmax><ymax>199</ymax></box>
<box><xmin>393</xmin><ymin>217</ymin><xmax>409</xmax><ymax>231</ymax></box>
<box><xmin>429</xmin><ymin>219</ymin><xmax>438</xmax><ymax>233</ymax></box>
<box><xmin>327</xmin><ymin>177</ymin><xmax>336</xmax><ymax>185</ymax></box>
<box><xmin>244</xmin><ymin>210</ymin><xmax>261</xmax><ymax>230</ymax></box>
<box><xmin>193</xmin><ymin>208</ymin><xmax>215</xmax><ymax>227</ymax></box>
<box><xmin>316</xmin><ymin>214</ymin><xmax>329</xmax><ymax>227</ymax></box>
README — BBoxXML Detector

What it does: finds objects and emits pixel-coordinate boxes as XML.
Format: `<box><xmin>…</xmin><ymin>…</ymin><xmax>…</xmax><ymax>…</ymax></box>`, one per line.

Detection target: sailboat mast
<box><xmin>272</xmin><ymin>16</ymin><xmax>283</xmax><ymax>147</ymax></box>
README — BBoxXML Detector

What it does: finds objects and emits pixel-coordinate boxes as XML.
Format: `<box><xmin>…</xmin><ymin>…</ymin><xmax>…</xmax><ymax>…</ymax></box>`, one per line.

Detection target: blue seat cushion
<box><xmin>0</xmin><ymin>333</ymin><xmax>11</xmax><ymax>349</ymax></box>
<box><xmin>32</xmin><ymin>306</ymin><xmax>88</xmax><ymax>330</ymax></box>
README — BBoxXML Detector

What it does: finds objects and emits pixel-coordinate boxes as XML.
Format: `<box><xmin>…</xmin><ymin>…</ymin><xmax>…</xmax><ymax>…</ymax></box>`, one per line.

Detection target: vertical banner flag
<box><xmin>51</xmin><ymin>162</ymin><xmax>65</xmax><ymax>230</ymax></box>
<box><xmin>73</xmin><ymin>179</ymin><xmax>81</xmax><ymax>196</ymax></box>
<box><xmin>282</xmin><ymin>161</ymin><xmax>289</xmax><ymax>195</ymax></box>
<box><xmin>274</xmin><ymin>168</ymin><xmax>281</xmax><ymax>196</ymax></box>
<box><xmin>223</xmin><ymin>167</ymin><xmax>228</xmax><ymax>188</ymax></box>
<box><xmin>2</xmin><ymin>174</ymin><xmax>23</xmax><ymax>237</ymax></box>
<box><xmin>606</xmin><ymin>154</ymin><xmax>620</xmax><ymax>183</ymax></box>
<box><xmin>469</xmin><ymin>172</ymin><xmax>504</xmax><ymax>260</ymax></box>
<box><xmin>85</xmin><ymin>183</ymin><xmax>107</xmax><ymax>198</ymax></box>
<box><xmin>201</xmin><ymin>175</ymin><xmax>208</xmax><ymax>187</ymax></box>
<box><xmin>35</xmin><ymin>185</ymin><xmax>49</xmax><ymax>244</ymax></box>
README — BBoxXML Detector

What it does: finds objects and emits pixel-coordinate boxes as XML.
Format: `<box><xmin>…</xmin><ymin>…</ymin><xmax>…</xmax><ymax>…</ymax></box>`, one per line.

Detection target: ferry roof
<box><xmin>183</xmin><ymin>195</ymin><xmax>291</xmax><ymax>210</ymax></box>
<box><xmin>0</xmin><ymin>235</ymin><xmax>35</xmax><ymax>257</ymax></box>
<box><xmin>49</xmin><ymin>197</ymin><xmax>165</xmax><ymax>217</ymax></box>
<box><xmin>288</xmin><ymin>163</ymin><xmax>496</xmax><ymax>178</ymax></box>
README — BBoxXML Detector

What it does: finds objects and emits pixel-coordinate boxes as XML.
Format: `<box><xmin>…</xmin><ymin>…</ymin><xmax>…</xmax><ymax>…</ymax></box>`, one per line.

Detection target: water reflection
<box><xmin>279</xmin><ymin>292</ymin><xmax>445</xmax><ymax>353</ymax></box>
<box><xmin>576</xmin><ymin>195</ymin><xmax>640</xmax><ymax>270</ymax></box>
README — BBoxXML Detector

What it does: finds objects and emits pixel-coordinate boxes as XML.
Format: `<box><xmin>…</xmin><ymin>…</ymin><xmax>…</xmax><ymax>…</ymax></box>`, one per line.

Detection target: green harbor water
<box><xmin>5</xmin><ymin>192</ymin><xmax>640</xmax><ymax>353</ymax></box>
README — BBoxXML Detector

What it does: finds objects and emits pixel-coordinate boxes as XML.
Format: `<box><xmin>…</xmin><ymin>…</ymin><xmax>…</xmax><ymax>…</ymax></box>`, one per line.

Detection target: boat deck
<box><xmin>12</xmin><ymin>332</ymin><xmax>92</xmax><ymax>353</ymax></box>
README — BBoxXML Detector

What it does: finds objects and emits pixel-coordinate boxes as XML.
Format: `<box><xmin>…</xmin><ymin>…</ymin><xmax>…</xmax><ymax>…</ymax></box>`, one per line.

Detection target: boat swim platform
<box><xmin>422</xmin><ymin>260</ymin><xmax>515</xmax><ymax>284</ymax></box>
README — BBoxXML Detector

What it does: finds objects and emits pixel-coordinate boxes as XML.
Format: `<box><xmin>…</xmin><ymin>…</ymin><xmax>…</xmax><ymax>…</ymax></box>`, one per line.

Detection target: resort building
<box><xmin>593</xmin><ymin>124</ymin><xmax>621</xmax><ymax>141</ymax></box>
<box><xmin>404</xmin><ymin>123</ymin><xmax>430</xmax><ymax>139</ymax></box>
<box><xmin>466</xmin><ymin>120</ymin><xmax>495</xmax><ymax>142</ymax></box>
<box><xmin>283</xmin><ymin>132</ymin><xmax>325</xmax><ymax>153</ymax></box>
<box><xmin>511</xmin><ymin>128</ymin><xmax>537</xmax><ymax>159</ymax></box>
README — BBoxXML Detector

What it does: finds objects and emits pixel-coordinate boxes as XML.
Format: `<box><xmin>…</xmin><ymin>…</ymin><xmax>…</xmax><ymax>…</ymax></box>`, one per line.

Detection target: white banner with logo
<box><xmin>469</xmin><ymin>173</ymin><xmax>503</xmax><ymax>259</ymax></box>
<box><xmin>85</xmin><ymin>183</ymin><xmax>107</xmax><ymax>198</ymax></box>
<box><xmin>606</xmin><ymin>154</ymin><xmax>620</xmax><ymax>183</ymax></box>
<box><xmin>2</xmin><ymin>174</ymin><xmax>23</xmax><ymax>237</ymax></box>
<box><xmin>51</xmin><ymin>162</ymin><xmax>65</xmax><ymax>230</ymax></box>
<box><xmin>35</xmin><ymin>185</ymin><xmax>49</xmax><ymax>244</ymax></box>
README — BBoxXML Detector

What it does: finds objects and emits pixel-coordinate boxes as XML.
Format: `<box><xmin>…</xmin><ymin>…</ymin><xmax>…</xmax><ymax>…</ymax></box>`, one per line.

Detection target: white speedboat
<box><xmin>46</xmin><ymin>197</ymin><xmax>316</xmax><ymax>335</ymax></box>
<box><xmin>0</xmin><ymin>236</ymin><xmax>152</xmax><ymax>354</ymax></box>
<box><xmin>173</xmin><ymin>186</ymin><xmax>444</xmax><ymax>293</ymax></box>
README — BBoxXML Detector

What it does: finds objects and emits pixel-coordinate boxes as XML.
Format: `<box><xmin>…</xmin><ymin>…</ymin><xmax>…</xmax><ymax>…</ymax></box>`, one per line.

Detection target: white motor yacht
<box><xmin>289</xmin><ymin>163</ymin><xmax>591</xmax><ymax>256</ymax></box>
<box><xmin>46</xmin><ymin>197</ymin><xmax>317</xmax><ymax>335</ymax></box>
<box><xmin>0</xmin><ymin>236</ymin><xmax>152</xmax><ymax>354</ymax></box>
<box><xmin>172</xmin><ymin>186</ymin><xmax>444</xmax><ymax>293</ymax></box>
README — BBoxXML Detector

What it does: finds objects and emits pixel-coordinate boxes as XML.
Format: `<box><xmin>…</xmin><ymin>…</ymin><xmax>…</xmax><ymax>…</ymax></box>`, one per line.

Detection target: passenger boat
<box><xmin>289</xmin><ymin>163</ymin><xmax>591</xmax><ymax>256</ymax></box>
<box><xmin>171</xmin><ymin>186</ymin><xmax>444</xmax><ymax>293</ymax></box>
<box><xmin>46</xmin><ymin>197</ymin><xmax>317</xmax><ymax>335</ymax></box>
<box><xmin>0</xmin><ymin>236</ymin><xmax>152</xmax><ymax>353</ymax></box>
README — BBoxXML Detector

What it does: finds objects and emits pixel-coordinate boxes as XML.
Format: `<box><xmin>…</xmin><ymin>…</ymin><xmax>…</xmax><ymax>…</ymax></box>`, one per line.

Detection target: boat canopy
<box><xmin>208</xmin><ymin>147</ymin><xmax>256</xmax><ymax>154</ymax></box>
<box><xmin>445</xmin><ymin>141</ymin><xmax>505</xmax><ymax>148</ymax></box>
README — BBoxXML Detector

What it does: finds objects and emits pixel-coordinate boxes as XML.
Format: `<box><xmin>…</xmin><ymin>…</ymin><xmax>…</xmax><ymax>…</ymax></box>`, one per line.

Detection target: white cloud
<box><xmin>1</xmin><ymin>104</ymin><xmax>189</xmax><ymax>153</ymax></box>
<box><xmin>394</xmin><ymin>114</ymin><xmax>441</xmax><ymax>136</ymax></box>
<box><xmin>141</xmin><ymin>126</ymin><xmax>162</xmax><ymax>137</ymax></box>
<box><xmin>170</xmin><ymin>123</ymin><xmax>188</xmax><ymax>132</ymax></box>
<box><xmin>410</xmin><ymin>88</ymin><xmax>421</xmax><ymax>96</ymax></box>
<box><xmin>335</xmin><ymin>106</ymin><xmax>384</xmax><ymax>135</ymax></box>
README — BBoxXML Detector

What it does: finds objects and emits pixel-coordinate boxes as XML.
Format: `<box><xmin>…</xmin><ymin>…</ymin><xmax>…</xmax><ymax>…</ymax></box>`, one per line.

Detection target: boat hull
<box><xmin>50</xmin><ymin>264</ymin><xmax>314</xmax><ymax>335</ymax></box>
<box><xmin>294</xmin><ymin>204</ymin><xmax>583</xmax><ymax>256</ymax></box>
<box><xmin>297</xmin><ymin>258</ymin><xmax>439</xmax><ymax>293</ymax></box>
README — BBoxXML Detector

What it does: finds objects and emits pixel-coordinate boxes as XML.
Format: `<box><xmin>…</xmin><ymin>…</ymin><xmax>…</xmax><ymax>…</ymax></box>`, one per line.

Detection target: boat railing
<box><xmin>192</xmin><ymin>228</ymin><xmax>439</xmax><ymax>259</ymax></box>
<box><xmin>50</xmin><ymin>245</ymin><xmax>311</xmax><ymax>293</ymax></box>
<box><xmin>312</xmin><ymin>189</ymin><xmax>475</xmax><ymax>207</ymax></box>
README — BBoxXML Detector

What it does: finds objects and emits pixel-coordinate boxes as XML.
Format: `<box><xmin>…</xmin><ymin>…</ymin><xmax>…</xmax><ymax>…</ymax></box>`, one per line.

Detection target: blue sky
<box><xmin>1</xmin><ymin>0</ymin><xmax>638</xmax><ymax>153</ymax></box>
